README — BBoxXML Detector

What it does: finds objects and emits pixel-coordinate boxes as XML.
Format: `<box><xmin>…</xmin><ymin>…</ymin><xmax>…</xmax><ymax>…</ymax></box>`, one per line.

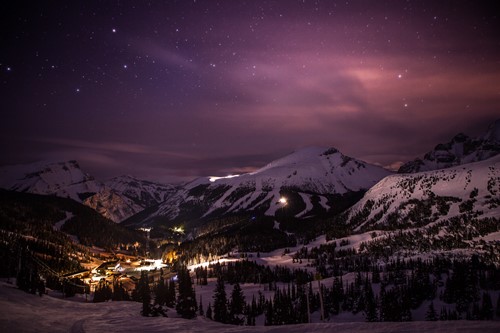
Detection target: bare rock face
<box><xmin>83</xmin><ymin>187</ymin><xmax>139</xmax><ymax>223</ymax></box>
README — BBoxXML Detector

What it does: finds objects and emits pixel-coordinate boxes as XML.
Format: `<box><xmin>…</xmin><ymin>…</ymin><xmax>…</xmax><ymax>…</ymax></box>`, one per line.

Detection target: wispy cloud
<box><xmin>35</xmin><ymin>138</ymin><xmax>200</xmax><ymax>160</ymax></box>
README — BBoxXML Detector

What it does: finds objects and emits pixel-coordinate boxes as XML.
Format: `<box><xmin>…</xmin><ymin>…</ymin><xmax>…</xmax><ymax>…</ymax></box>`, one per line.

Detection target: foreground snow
<box><xmin>1</xmin><ymin>282</ymin><xmax>499</xmax><ymax>333</ymax></box>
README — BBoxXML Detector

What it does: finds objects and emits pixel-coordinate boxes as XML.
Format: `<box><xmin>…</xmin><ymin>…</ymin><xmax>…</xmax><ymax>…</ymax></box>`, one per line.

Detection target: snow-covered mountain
<box><xmin>104</xmin><ymin>175</ymin><xmax>178</xmax><ymax>208</ymax></box>
<box><xmin>344</xmin><ymin>154</ymin><xmax>500</xmax><ymax>233</ymax></box>
<box><xmin>0</xmin><ymin>161</ymin><xmax>176</xmax><ymax>223</ymax></box>
<box><xmin>84</xmin><ymin>176</ymin><xmax>179</xmax><ymax>222</ymax></box>
<box><xmin>82</xmin><ymin>187</ymin><xmax>140</xmax><ymax>223</ymax></box>
<box><xmin>0</xmin><ymin>160</ymin><xmax>101</xmax><ymax>202</ymax></box>
<box><xmin>398</xmin><ymin>119</ymin><xmax>500</xmax><ymax>173</ymax></box>
<box><xmin>130</xmin><ymin>147</ymin><xmax>391</xmax><ymax>227</ymax></box>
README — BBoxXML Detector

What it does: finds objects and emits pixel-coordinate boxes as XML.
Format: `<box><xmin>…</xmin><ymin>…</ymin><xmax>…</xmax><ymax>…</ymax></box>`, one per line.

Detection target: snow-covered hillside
<box><xmin>136</xmin><ymin>147</ymin><xmax>391</xmax><ymax>225</ymax></box>
<box><xmin>84</xmin><ymin>176</ymin><xmax>178</xmax><ymax>222</ymax></box>
<box><xmin>1</xmin><ymin>281</ymin><xmax>498</xmax><ymax>333</ymax></box>
<box><xmin>0</xmin><ymin>161</ymin><xmax>176</xmax><ymax>223</ymax></box>
<box><xmin>345</xmin><ymin>155</ymin><xmax>500</xmax><ymax>236</ymax></box>
<box><xmin>398</xmin><ymin>119</ymin><xmax>500</xmax><ymax>173</ymax></box>
<box><xmin>82</xmin><ymin>187</ymin><xmax>140</xmax><ymax>223</ymax></box>
<box><xmin>0</xmin><ymin>160</ymin><xmax>101</xmax><ymax>202</ymax></box>
<box><xmin>105</xmin><ymin>175</ymin><xmax>178</xmax><ymax>208</ymax></box>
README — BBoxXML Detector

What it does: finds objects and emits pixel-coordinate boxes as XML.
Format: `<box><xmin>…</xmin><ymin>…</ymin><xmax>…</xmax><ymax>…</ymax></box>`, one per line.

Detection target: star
<box><xmin>398</xmin><ymin>74</ymin><xmax>402</xmax><ymax>79</ymax></box>
<box><xmin>112</xmin><ymin>28</ymin><xmax>117</xmax><ymax>33</ymax></box>
<box><xmin>123</xmin><ymin>64</ymin><xmax>128</xmax><ymax>69</ymax></box>
<box><xmin>6</xmin><ymin>67</ymin><xmax>12</xmax><ymax>71</ymax></box>
<box><xmin>76</xmin><ymin>88</ymin><xmax>80</xmax><ymax>93</ymax></box>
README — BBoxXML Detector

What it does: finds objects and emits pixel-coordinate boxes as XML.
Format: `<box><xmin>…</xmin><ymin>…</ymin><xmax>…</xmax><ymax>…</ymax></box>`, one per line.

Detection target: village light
<box><xmin>279</xmin><ymin>197</ymin><xmax>287</xmax><ymax>205</ymax></box>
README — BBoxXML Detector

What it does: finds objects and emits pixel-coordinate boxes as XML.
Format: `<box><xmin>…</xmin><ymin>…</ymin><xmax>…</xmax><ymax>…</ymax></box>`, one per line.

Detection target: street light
<box><xmin>279</xmin><ymin>197</ymin><xmax>287</xmax><ymax>205</ymax></box>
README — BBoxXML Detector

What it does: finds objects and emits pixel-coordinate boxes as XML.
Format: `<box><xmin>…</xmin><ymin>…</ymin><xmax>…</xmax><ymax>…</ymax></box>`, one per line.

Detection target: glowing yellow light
<box><xmin>173</xmin><ymin>226</ymin><xmax>184</xmax><ymax>234</ymax></box>
<box><xmin>279</xmin><ymin>197</ymin><xmax>287</xmax><ymax>205</ymax></box>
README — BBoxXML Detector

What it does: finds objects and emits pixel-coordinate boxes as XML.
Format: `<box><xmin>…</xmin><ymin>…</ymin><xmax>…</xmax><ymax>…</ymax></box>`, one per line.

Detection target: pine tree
<box><xmin>213</xmin><ymin>275</ymin><xmax>228</xmax><ymax>323</ymax></box>
<box><xmin>496</xmin><ymin>293</ymin><xmax>500</xmax><ymax>318</ymax></box>
<box><xmin>154</xmin><ymin>278</ymin><xmax>167</xmax><ymax>305</ymax></box>
<box><xmin>364</xmin><ymin>282</ymin><xmax>378</xmax><ymax>322</ymax></box>
<box><xmin>480</xmin><ymin>292</ymin><xmax>493</xmax><ymax>320</ymax></box>
<box><xmin>138</xmin><ymin>271</ymin><xmax>151</xmax><ymax>316</ymax></box>
<box><xmin>199</xmin><ymin>295</ymin><xmax>204</xmax><ymax>316</ymax></box>
<box><xmin>229</xmin><ymin>282</ymin><xmax>246</xmax><ymax>325</ymax></box>
<box><xmin>166</xmin><ymin>279</ymin><xmax>176</xmax><ymax>307</ymax></box>
<box><xmin>206</xmin><ymin>302</ymin><xmax>213</xmax><ymax>320</ymax></box>
<box><xmin>265</xmin><ymin>300</ymin><xmax>273</xmax><ymax>326</ymax></box>
<box><xmin>425</xmin><ymin>302</ymin><xmax>438</xmax><ymax>321</ymax></box>
<box><xmin>112</xmin><ymin>280</ymin><xmax>128</xmax><ymax>301</ymax></box>
<box><xmin>176</xmin><ymin>266</ymin><xmax>197</xmax><ymax>319</ymax></box>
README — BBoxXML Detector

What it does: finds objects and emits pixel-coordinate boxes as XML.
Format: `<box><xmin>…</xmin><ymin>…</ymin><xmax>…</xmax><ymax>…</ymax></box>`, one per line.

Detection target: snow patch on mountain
<box><xmin>0</xmin><ymin>161</ymin><xmax>176</xmax><ymax>223</ymax></box>
<box><xmin>0</xmin><ymin>160</ymin><xmax>101</xmax><ymax>202</ymax></box>
<box><xmin>138</xmin><ymin>147</ymin><xmax>391</xmax><ymax>225</ymax></box>
<box><xmin>346</xmin><ymin>155</ymin><xmax>500</xmax><ymax>232</ymax></box>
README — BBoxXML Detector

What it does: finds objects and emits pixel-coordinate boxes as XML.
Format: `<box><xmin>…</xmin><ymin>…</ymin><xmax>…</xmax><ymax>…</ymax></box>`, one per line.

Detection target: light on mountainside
<box><xmin>173</xmin><ymin>226</ymin><xmax>185</xmax><ymax>234</ymax></box>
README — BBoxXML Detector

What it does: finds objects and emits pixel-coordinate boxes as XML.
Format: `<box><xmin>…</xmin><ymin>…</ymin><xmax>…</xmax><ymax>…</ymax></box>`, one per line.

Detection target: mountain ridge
<box><xmin>398</xmin><ymin>119</ymin><xmax>500</xmax><ymax>173</ymax></box>
<box><xmin>0</xmin><ymin>161</ymin><xmax>175</xmax><ymax>223</ymax></box>
<box><xmin>126</xmin><ymin>146</ymin><xmax>392</xmax><ymax>230</ymax></box>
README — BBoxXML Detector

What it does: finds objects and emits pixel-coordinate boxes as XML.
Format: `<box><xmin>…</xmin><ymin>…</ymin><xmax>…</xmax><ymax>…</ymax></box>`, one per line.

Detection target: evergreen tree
<box><xmin>93</xmin><ymin>279</ymin><xmax>112</xmax><ymax>302</ymax></box>
<box><xmin>206</xmin><ymin>302</ymin><xmax>213</xmax><ymax>320</ymax></box>
<box><xmin>176</xmin><ymin>266</ymin><xmax>197</xmax><ymax>319</ymax></box>
<box><xmin>213</xmin><ymin>275</ymin><xmax>228</xmax><ymax>323</ymax></box>
<box><xmin>496</xmin><ymin>294</ymin><xmax>500</xmax><ymax>318</ymax></box>
<box><xmin>199</xmin><ymin>295</ymin><xmax>204</xmax><ymax>316</ymax></box>
<box><xmin>229</xmin><ymin>282</ymin><xmax>246</xmax><ymax>325</ymax></box>
<box><xmin>112</xmin><ymin>280</ymin><xmax>128</xmax><ymax>301</ymax></box>
<box><xmin>425</xmin><ymin>302</ymin><xmax>438</xmax><ymax>321</ymax></box>
<box><xmin>138</xmin><ymin>271</ymin><xmax>151</xmax><ymax>316</ymax></box>
<box><xmin>265</xmin><ymin>300</ymin><xmax>273</xmax><ymax>326</ymax></box>
<box><xmin>480</xmin><ymin>292</ymin><xmax>493</xmax><ymax>320</ymax></box>
<box><xmin>154</xmin><ymin>278</ymin><xmax>167</xmax><ymax>305</ymax></box>
<box><xmin>166</xmin><ymin>279</ymin><xmax>176</xmax><ymax>307</ymax></box>
<box><xmin>364</xmin><ymin>283</ymin><xmax>378</xmax><ymax>322</ymax></box>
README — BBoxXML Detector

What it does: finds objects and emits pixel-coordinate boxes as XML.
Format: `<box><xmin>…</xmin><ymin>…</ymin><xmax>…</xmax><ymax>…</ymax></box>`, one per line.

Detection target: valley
<box><xmin>0</xmin><ymin>121</ymin><xmax>499</xmax><ymax>330</ymax></box>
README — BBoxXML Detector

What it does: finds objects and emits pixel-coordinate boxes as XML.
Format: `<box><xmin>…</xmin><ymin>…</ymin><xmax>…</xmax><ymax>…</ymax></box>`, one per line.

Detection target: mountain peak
<box><xmin>484</xmin><ymin>119</ymin><xmax>500</xmax><ymax>142</ymax></box>
<box><xmin>0</xmin><ymin>159</ymin><xmax>101</xmax><ymax>201</ymax></box>
<box><xmin>398</xmin><ymin>120</ymin><xmax>500</xmax><ymax>173</ymax></box>
<box><xmin>133</xmin><ymin>146</ymin><xmax>392</xmax><ymax>227</ymax></box>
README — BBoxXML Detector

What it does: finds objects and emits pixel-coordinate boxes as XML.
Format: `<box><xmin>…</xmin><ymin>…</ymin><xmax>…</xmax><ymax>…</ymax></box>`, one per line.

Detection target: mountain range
<box><xmin>0</xmin><ymin>160</ymin><xmax>175</xmax><ymax>223</ymax></box>
<box><xmin>124</xmin><ymin>146</ymin><xmax>391</xmax><ymax>230</ymax></box>
<box><xmin>1</xmin><ymin>120</ymin><xmax>499</xmax><ymax>234</ymax></box>
<box><xmin>398</xmin><ymin>119</ymin><xmax>500</xmax><ymax>173</ymax></box>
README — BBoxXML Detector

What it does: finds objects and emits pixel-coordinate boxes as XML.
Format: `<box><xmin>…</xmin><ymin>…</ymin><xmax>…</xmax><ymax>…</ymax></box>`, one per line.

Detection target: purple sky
<box><xmin>1</xmin><ymin>1</ymin><xmax>499</xmax><ymax>183</ymax></box>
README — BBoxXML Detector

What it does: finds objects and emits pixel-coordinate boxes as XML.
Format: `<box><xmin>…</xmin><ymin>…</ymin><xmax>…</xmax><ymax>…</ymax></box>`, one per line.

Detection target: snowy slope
<box><xmin>0</xmin><ymin>160</ymin><xmax>101</xmax><ymax>202</ymax></box>
<box><xmin>137</xmin><ymin>147</ymin><xmax>391</xmax><ymax>225</ymax></box>
<box><xmin>82</xmin><ymin>187</ymin><xmax>140</xmax><ymax>223</ymax></box>
<box><xmin>399</xmin><ymin>119</ymin><xmax>500</xmax><ymax>173</ymax></box>
<box><xmin>1</xmin><ymin>281</ymin><xmax>499</xmax><ymax>332</ymax></box>
<box><xmin>83</xmin><ymin>175</ymin><xmax>179</xmax><ymax>222</ymax></box>
<box><xmin>0</xmin><ymin>161</ymin><xmax>176</xmax><ymax>223</ymax></box>
<box><xmin>105</xmin><ymin>175</ymin><xmax>178</xmax><ymax>208</ymax></box>
<box><xmin>345</xmin><ymin>155</ymin><xmax>500</xmax><ymax>233</ymax></box>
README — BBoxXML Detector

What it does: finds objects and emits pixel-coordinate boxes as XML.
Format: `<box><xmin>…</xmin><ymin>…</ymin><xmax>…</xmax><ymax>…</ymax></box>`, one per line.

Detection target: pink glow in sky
<box><xmin>1</xmin><ymin>1</ymin><xmax>499</xmax><ymax>182</ymax></box>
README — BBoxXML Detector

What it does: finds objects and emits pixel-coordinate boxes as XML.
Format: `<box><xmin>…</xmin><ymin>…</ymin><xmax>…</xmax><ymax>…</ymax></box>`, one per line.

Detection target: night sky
<box><xmin>2</xmin><ymin>1</ymin><xmax>499</xmax><ymax>183</ymax></box>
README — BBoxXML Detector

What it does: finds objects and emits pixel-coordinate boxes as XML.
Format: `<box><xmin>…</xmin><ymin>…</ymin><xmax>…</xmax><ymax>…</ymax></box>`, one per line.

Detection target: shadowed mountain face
<box><xmin>0</xmin><ymin>162</ymin><xmax>177</xmax><ymax>222</ymax></box>
<box><xmin>398</xmin><ymin>120</ymin><xmax>500</xmax><ymax>173</ymax></box>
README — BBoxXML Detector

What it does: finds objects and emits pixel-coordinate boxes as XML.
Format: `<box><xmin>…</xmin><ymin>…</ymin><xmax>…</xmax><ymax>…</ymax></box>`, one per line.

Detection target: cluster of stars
<box><xmin>1</xmin><ymin>1</ymin><xmax>499</xmax><ymax>180</ymax></box>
